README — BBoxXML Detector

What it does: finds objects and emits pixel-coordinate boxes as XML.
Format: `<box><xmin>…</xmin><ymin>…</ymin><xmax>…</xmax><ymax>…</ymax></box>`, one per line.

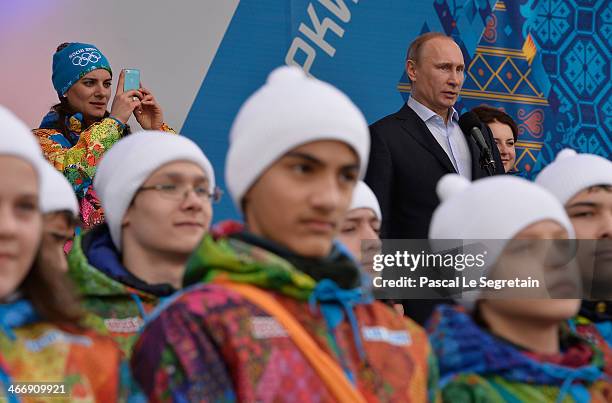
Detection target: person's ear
<box><xmin>406</xmin><ymin>59</ymin><xmax>418</xmax><ymax>82</ymax></box>
<box><xmin>121</xmin><ymin>207</ymin><xmax>132</xmax><ymax>227</ymax></box>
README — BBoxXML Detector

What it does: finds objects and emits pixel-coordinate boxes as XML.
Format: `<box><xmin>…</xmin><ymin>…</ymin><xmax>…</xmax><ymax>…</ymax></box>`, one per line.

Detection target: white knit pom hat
<box><xmin>536</xmin><ymin>149</ymin><xmax>612</xmax><ymax>205</ymax></box>
<box><xmin>349</xmin><ymin>181</ymin><xmax>382</xmax><ymax>221</ymax></box>
<box><xmin>430</xmin><ymin>174</ymin><xmax>574</xmax><ymax>242</ymax></box>
<box><xmin>225</xmin><ymin>66</ymin><xmax>370</xmax><ymax>211</ymax></box>
<box><xmin>430</xmin><ymin>174</ymin><xmax>575</xmax><ymax>308</ymax></box>
<box><xmin>0</xmin><ymin>105</ymin><xmax>44</xmax><ymax>181</ymax></box>
<box><xmin>94</xmin><ymin>131</ymin><xmax>215</xmax><ymax>250</ymax></box>
<box><xmin>40</xmin><ymin>161</ymin><xmax>79</xmax><ymax>216</ymax></box>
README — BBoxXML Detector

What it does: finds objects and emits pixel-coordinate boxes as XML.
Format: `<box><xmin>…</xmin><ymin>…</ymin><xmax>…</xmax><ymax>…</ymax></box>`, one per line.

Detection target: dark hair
<box><xmin>471</xmin><ymin>105</ymin><xmax>518</xmax><ymax>142</ymax></box>
<box><xmin>56</xmin><ymin>42</ymin><xmax>70</xmax><ymax>52</ymax></box>
<box><xmin>21</xmin><ymin>245</ymin><xmax>83</xmax><ymax>324</ymax></box>
<box><xmin>406</xmin><ymin>32</ymin><xmax>452</xmax><ymax>63</ymax></box>
<box><xmin>44</xmin><ymin>210</ymin><xmax>79</xmax><ymax>228</ymax></box>
<box><xmin>50</xmin><ymin>42</ymin><xmax>129</xmax><ymax>136</ymax></box>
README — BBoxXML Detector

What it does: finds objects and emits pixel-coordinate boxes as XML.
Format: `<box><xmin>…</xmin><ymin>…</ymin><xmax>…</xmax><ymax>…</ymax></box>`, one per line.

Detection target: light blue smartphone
<box><xmin>123</xmin><ymin>69</ymin><xmax>140</xmax><ymax>92</ymax></box>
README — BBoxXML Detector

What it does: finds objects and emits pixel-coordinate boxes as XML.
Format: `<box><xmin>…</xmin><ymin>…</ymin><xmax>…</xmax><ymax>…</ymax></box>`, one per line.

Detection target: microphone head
<box><xmin>458</xmin><ymin>111</ymin><xmax>482</xmax><ymax>134</ymax></box>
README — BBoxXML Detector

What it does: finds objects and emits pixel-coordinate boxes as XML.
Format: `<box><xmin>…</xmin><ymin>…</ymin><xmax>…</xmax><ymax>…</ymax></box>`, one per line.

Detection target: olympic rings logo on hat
<box><xmin>71</xmin><ymin>51</ymin><xmax>102</xmax><ymax>67</ymax></box>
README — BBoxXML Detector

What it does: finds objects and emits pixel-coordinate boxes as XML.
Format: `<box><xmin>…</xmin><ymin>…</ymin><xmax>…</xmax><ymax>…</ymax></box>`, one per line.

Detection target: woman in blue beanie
<box><xmin>33</xmin><ymin>42</ymin><xmax>174</xmax><ymax>229</ymax></box>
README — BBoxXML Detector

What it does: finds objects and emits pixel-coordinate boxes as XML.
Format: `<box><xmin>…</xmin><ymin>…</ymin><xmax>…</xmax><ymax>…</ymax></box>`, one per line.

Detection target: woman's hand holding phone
<box><xmin>134</xmin><ymin>87</ymin><xmax>164</xmax><ymax>130</ymax></box>
<box><xmin>110</xmin><ymin>69</ymin><xmax>143</xmax><ymax>124</ymax></box>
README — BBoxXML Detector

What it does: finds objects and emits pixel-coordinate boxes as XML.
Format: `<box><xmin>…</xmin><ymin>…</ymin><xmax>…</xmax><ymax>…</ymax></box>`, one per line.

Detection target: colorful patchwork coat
<box><xmin>130</xmin><ymin>230</ymin><xmax>439</xmax><ymax>402</ymax></box>
<box><xmin>33</xmin><ymin>111</ymin><xmax>174</xmax><ymax>229</ymax></box>
<box><xmin>427</xmin><ymin>304</ymin><xmax>612</xmax><ymax>402</ymax></box>
<box><xmin>68</xmin><ymin>224</ymin><xmax>175</xmax><ymax>357</ymax></box>
<box><xmin>0</xmin><ymin>299</ymin><xmax>124</xmax><ymax>402</ymax></box>
<box><xmin>574</xmin><ymin>301</ymin><xmax>612</xmax><ymax>349</ymax></box>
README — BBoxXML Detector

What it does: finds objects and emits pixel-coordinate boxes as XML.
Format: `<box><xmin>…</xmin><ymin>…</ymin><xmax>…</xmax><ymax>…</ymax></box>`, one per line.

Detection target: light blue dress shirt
<box><xmin>407</xmin><ymin>97</ymin><xmax>472</xmax><ymax>179</ymax></box>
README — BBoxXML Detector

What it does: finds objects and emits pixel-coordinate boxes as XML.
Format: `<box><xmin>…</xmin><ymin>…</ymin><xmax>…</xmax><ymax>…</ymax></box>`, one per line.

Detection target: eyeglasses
<box><xmin>137</xmin><ymin>183</ymin><xmax>223</xmax><ymax>203</ymax></box>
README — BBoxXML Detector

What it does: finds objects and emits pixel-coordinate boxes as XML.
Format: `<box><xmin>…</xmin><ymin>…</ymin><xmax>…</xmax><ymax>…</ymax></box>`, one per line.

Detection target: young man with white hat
<box><xmin>536</xmin><ymin>149</ymin><xmax>612</xmax><ymax>343</ymax></box>
<box><xmin>427</xmin><ymin>173</ymin><xmax>612</xmax><ymax>402</ymax></box>
<box><xmin>337</xmin><ymin>181</ymin><xmax>406</xmax><ymax>315</ymax></box>
<box><xmin>39</xmin><ymin>161</ymin><xmax>79</xmax><ymax>273</ymax></box>
<box><xmin>337</xmin><ymin>181</ymin><xmax>382</xmax><ymax>273</ymax></box>
<box><xmin>131</xmin><ymin>66</ymin><xmax>437</xmax><ymax>402</ymax></box>
<box><xmin>67</xmin><ymin>131</ymin><xmax>217</xmax><ymax>356</ymax></box>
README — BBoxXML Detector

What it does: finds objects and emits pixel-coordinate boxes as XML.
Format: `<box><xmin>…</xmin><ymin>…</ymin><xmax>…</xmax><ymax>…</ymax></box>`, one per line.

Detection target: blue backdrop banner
<box><xmin>182</xmin><ymin>0</ymin><xmax>611</xmax><ymax>221</ymax></box>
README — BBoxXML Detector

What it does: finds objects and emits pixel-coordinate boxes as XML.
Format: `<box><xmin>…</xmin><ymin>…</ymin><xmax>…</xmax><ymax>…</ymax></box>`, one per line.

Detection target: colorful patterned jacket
<box><xmin>427</xmin><ymin>304</ymin><xmax>612</xmax><ymax>402</ymax></box>
<box><xmin>570</xmin><ymin>304</ymin><xmax>612</xmax><ymax>377</ymax></box>
<box><xmin>68</xmin><ymin>224</ymin><xmax>176</xmax><ymax>357</ymax></box>
<box><xmin>573</xmin><ymin>301</ymin><xmax>612</xmax><ymax>349</ymax></box>
<box><xmin>130</xmin><ymin>230</ymin><xmax>439</xmax><ymax>402</ymax></box>
<box><xmin>0</xmin><ymin>299</ymin><xmax>124</xmax><ymax>402</ymax></box>
<box><xmin>33</xmin><ymin>111</ymin><xmax>174</xmax><ymax>229</ymax></box>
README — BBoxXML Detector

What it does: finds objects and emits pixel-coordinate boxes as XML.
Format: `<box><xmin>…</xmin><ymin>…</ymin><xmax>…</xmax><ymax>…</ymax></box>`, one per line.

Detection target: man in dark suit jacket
<box><xmin>364</xmin><ymin>32</ymin><xmax>503</xmax><ymax>324</ymax></box>
<box><xmin>365</xmin><ymin>32</ymin><xmax>503</xmax><ymax>240</ymax></box>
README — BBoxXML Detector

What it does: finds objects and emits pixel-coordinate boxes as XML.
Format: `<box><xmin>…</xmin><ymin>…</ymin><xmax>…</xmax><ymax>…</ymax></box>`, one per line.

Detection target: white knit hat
<box><xmin>430</xmin><ymin>174</ymin><xmax>575</xmax><ymax>306</ymax></box>
<box><xmin>225</xmin><ymin>66</ymin><xmax>370</xmax><ymax>211</ymax></box>
<box><xmin>40</xmin><ymin>161</ymin><xmax>79</xmax><ymax>216</ymax></box>
<box><xmin>536</xmin><ymin>149</ymin><xmax>612</xmax><ymax>205</ymax></box>
<box><xmin>0</xmin><ymin>105</ymin><xmax>44</xmax><ymax>180</ymax></box>
<box><xmin>94</xmin><ymin>131</ymin><xmax>215</xmax><ymax>250</ymax></box>
<box><xmin>349</xmin><ymin>181</ymin><xmax>382</xmax><ymax>221</ymax></box>
<box><xmin>430</xmin><ymin>174</ymin><xmax>574</xmax><ymax>243</ymax></box>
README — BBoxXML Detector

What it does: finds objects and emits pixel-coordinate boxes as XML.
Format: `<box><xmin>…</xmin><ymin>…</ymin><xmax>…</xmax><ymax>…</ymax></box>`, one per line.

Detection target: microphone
<box><xmin>459</xmin><ymin>112</ymin><xmax>496</xmax><ymax>176</ymax></box>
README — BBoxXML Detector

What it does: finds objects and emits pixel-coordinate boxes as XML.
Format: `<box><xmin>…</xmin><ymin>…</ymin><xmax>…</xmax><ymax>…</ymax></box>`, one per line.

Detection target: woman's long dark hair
<box><xmin>50</xmin><ymin>42</ymin><xmax>130</xmax><ymax>136</ymax></box>
<box><xmin>21</xmin><ymin>243</ymin><xmax>83</xmax><ymax>325</ymax></box>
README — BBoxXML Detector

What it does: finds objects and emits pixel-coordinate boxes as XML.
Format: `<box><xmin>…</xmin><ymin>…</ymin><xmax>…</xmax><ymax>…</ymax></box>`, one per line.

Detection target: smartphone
<box><xmin>123</xmin><ymin>69</ymin><xmax>140</xmax><ymax>92</ymax></box>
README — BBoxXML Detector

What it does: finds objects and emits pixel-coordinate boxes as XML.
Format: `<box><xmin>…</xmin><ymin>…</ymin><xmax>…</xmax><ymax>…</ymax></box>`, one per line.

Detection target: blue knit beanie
<box><xmin>52</xmin><ymin>42</ymin><xmax>112</xmax><ymax>97</ymax></box>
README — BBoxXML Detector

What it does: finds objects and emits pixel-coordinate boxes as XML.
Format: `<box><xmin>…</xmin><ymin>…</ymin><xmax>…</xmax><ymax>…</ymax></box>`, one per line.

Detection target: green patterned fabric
<box><xmin>68</xmin><ymin>230</ymin><xmax>160</xmax><ymax>357</ymax></box>
<box><xmin>184</xmin><ymin>234</ymin><xmax>317</xmax><ymax>300</ymax></box>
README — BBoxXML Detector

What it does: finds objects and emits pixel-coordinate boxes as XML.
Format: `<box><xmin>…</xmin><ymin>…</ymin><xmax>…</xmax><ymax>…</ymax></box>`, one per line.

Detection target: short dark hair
<box><xmin>406</xmin><ymin>32</ymin><xmax>452</xmax><ymax>63</ymax></box>
<box><xmin>471</xmin><ymin>105</ymin><xmax>519</xmax><ymax>142</ymax></box>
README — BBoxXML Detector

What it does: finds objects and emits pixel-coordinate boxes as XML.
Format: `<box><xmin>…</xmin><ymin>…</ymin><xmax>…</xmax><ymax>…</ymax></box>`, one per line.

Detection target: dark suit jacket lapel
<box><xmin>395</xmin><ymin>104</ymin><xmax>457</xmax><ymax>174</ymax></box>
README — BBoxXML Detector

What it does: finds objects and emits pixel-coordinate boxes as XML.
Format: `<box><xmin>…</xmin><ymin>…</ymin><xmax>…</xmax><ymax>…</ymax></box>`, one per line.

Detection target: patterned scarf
<box><xmin>185</xmin><ymin>230</ymin><xmax>366</xmax><ymax>294</ymax></box>
<box><xmin>184</xmin><ymin>234</ymin><xmax>318</xmax><ymax>300</ymax></box>
<box><xmin>183</xmin><ymin>231</ymin><xmax>373</xmax><ymax>379</ymax></box>
<box><xmin>428</xmin><ymin>305</ymin><xmax>606</xmax><ymax>387</ymax></box>
<box><xmin>39</xmin><ymin>110</ymin><xmax>87</xmax><ymax>146</ymax></box>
